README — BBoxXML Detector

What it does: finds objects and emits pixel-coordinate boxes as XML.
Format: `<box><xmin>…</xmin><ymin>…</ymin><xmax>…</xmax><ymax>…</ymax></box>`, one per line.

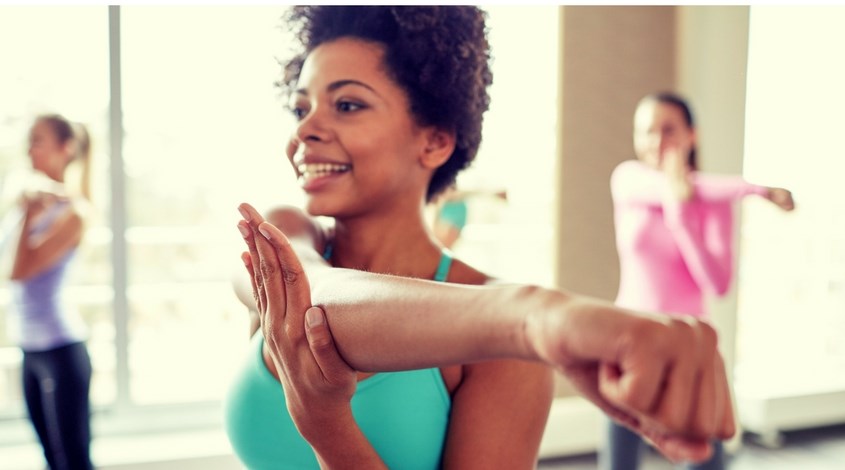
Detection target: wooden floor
<box><xmin>538</xmin><ymin>424</ymin><xmax>845</xmax><ymax>469</ymax></box>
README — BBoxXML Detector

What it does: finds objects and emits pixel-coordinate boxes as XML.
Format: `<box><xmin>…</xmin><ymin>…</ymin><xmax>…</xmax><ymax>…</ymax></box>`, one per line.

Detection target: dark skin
<box><xmin>235</xmin><ymin>37</ymin><xmax>555</xmax><ymax>469</ymax></box>
<box><xmin>237</xmin><ymin>203</ymin><xmax>734</xmax><ymax>466</ymax></box>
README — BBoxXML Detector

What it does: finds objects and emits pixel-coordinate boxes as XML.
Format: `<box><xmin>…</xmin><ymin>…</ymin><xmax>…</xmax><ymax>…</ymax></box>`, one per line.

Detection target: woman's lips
<box><xmin>297</xmin><ymin>162</ymin><xmax>352</xmax><ymax>191</ymax></box>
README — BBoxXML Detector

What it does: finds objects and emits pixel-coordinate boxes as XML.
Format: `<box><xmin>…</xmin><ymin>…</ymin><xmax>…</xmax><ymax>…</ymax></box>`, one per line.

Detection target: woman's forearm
<box><xmin>241</xmin><ymin>208</ymin><xmax>737</xmax><ymax>460</ymax></box>
<box><xmin>301</xmin><ymin>249</ymin><xmax>545</xmax><ymax>371</ymax></box>
<box><xmin>663</xmin><ymin>201</ymin><xmax>734</xmax><ymax>296</ymax></box>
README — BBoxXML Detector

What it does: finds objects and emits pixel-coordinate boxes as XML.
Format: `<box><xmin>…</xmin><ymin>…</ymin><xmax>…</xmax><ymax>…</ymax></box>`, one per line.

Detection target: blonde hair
<box><xmin>35</xmin><ymin>114</ymin><xmax>93</xmax><ymax>201</ymax></box>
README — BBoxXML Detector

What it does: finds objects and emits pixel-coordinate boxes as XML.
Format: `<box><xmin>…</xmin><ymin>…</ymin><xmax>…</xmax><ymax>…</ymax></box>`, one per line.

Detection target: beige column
<box><xmin>555</xmin><ymin>6</ymin><xmax>676</xmax><ymax>301</ymax></box>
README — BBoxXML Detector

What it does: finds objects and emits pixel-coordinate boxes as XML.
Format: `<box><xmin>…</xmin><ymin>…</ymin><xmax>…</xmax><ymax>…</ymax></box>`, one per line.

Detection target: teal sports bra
<box><xmin>224</xmin><ymin>250</ymin><xmax>454</xmax><ymax>469</ymax></box>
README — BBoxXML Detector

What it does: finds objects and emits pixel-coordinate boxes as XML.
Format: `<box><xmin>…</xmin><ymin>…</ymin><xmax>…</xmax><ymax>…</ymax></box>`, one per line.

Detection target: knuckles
<box><xmin>259</xmin><ymin>258</ymin><xmax>277</xmax><ymax>280</ymax></box>
<box><xmin>282</xmin><ymin>266</ymin><xmax>302</xmax><ymax>285</ymax></box>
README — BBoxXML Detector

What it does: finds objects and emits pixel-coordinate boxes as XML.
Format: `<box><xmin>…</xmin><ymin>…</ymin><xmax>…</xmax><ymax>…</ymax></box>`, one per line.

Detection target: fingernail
<box><xmin>241</xmin><ymin>252</ymin><xmax>250</xmax><ymax>267</ymax></box>
<box><xmin>238</xmin><ymin>223</ymin><xmax>250</xmax><ymax>239</ymax></box>
<box><xmin>259</xmin><ymin>222</ymin><xmax>291</xmax><ymax>245</ymax></box>
<box><xmin>238</xmin><ymin>206</ymin><xmax>251</xmax><ymax>222</ymax></box>
<box><xmin>306</xmin><ymin>308</ymin><xmax>324</xmax><ymax>327</ymax></box>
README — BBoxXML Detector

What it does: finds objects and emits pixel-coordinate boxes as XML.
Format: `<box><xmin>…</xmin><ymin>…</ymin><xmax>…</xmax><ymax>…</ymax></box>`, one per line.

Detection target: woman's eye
<box><xmin>337</xmin><ymin>101</ymin><xmax>364</xmax><ymax>113</ymax></box>
<box><xmin>291</xmin><ymin>106</ymin><xmax>307</xmax><ymax>120</ymax></box>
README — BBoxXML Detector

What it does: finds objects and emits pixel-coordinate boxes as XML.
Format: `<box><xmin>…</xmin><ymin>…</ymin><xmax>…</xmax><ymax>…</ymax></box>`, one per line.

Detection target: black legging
<box><xmin>22</xmin><ymin>341</ymin><xmax>93</xmax><ymax>470</ymax></box>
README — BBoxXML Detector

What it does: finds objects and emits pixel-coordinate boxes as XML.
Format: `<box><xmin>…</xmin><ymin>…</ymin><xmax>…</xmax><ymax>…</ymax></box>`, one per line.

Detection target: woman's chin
<box><xmin>304</xmin><ymin>199</ymin><xmax>342</xmax><ymax>219</ymax></box>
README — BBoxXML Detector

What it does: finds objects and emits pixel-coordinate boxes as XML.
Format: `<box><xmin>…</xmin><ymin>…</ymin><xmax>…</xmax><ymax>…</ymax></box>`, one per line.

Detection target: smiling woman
<box><xmin>287</xmin><ymin>38</ymin><xmax>449</xmax><ymax>217</ymax></box>
<box><xmin>224</xmin><ymin>6</ymin><xmax>555</xmax><ymax>470</ymax></box>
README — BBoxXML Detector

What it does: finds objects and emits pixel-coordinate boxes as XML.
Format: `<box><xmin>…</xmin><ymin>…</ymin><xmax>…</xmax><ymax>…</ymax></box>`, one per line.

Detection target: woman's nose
<box><xmin>295</xmin><ymin>107</ymin><xmax>331</xmax><ymax>143</ymax></box>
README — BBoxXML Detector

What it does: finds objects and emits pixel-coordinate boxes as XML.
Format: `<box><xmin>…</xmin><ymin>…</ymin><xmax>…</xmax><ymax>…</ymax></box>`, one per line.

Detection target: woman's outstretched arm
<box><xmin>611</xmin><ymin>159</ymin><xmax>769</xmax><ymax>207</ymax></box>
<box><xmin>239</xmin><ymin>202</ymin><xmax>733</xmax><ymax>464</ymax></box>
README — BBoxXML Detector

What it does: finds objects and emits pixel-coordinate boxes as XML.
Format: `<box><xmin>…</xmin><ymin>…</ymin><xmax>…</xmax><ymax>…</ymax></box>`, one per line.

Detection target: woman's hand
<box><xmin>237</xmin><ymin>203</ymin><xmax>357</xmax><ymax>442</ymax></box>
<box><xmin>524</xmin><ymin>297</ymin><xmax>735</xmax><ymax>464</ymax></box>
<box><xmin>662</xmin><ymin>147</ymin><xmax>693</xmax><ymax>202</ymax></box>
<box><xmin>19</xmin><ymin>191</ymin><xmax>57</xmax><ymax>219</ymax></box>
<box><xmin>766</xmin><ymin>187</ymin><xmax>795</xmax><ymax>211</ymax></box>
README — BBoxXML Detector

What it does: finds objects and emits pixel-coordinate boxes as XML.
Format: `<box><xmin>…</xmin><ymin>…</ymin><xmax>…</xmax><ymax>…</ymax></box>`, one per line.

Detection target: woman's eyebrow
<box><xmin>296</xmin><ymin>79</ymin><xmax>381</xmax><ymax>98</ymax></box>
<box><xmin>327</xmin><ymin>79</ymin><xmax>378</xmax><ymax>95</ymax></box>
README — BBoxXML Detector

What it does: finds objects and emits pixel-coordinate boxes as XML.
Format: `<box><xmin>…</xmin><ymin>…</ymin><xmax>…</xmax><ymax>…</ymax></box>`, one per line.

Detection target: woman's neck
<box><xmin>330</xmin><ymin>208</ymin><xmax>445</xmax><ymax>278</ymax></box>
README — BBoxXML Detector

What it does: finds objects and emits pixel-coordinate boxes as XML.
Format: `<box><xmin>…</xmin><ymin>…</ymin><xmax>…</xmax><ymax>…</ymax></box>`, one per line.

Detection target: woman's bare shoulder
<box><xmin>444</xmin><ymin>256</ymin><xmax>492</xmax><ymax>286</ymax></box>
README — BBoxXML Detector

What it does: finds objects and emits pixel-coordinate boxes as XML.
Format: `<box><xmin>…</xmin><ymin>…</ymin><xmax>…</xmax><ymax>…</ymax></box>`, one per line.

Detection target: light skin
<box><xmin>633</xmin><ymin>98</ymin><xmax>795</xmax><ymax>210</ymax></box>
<box><xmin>240</xmin><ymin>37</ymin><xmax>554</xmax><ymax>469</ymax></box>
<box><xmin>11</xmin><ymin>119</ymin><xmax>84</xmax><ymax>281</ymax></box>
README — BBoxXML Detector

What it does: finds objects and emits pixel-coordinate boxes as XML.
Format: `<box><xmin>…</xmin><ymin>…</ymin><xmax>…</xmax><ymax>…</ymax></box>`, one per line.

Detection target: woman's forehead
<box><xmin>298</xmin><ymin>38</ymin><xmax>387</xmax><ymax>90</ymax></box>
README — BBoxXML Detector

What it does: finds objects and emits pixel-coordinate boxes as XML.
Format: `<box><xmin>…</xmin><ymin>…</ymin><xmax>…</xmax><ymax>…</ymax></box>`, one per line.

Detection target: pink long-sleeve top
<box><xmin>610</xmin><ymin>160</ymin><xmax>768</xmax><ymax>317</ymax></box>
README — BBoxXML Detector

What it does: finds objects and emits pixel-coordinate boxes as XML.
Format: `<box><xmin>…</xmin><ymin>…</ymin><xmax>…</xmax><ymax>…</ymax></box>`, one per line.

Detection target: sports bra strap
<box><xmin>433</xmin><ymin>249</ymin><xmax>453</xmax><ymax>282</ymax></box>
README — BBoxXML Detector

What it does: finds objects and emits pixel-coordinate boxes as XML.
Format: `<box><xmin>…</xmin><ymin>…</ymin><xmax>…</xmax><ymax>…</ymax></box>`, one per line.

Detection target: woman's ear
<box><xmin>419</xmin><ymin>128</ymin><xmax>456</xmax><ymax>170</ymax></box>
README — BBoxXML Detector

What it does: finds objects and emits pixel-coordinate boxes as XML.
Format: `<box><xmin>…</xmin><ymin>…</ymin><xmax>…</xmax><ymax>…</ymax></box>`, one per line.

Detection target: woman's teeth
<box><xmin>298</xmin><ymin>163</ymin><xmax>351</xmax><ymax>180</ymax></box>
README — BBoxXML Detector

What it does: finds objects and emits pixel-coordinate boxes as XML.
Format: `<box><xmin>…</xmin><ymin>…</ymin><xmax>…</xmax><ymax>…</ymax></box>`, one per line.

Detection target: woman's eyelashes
<box><xmin>336</xmin><ymin>99</ymin><xmax>366</xmax><ymax>113</ymax></box>
<box><xmin>288</xmin><ymin>98</ymin><xmax>368</xmax><ymax>121</ymax></box>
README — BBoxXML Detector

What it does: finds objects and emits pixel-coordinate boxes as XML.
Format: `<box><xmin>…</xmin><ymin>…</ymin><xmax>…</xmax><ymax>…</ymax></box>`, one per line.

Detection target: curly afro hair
<box><xmin>279</xmin><ymin>6</ymin><xmax>493</xmax><ymax>202</ymax></box>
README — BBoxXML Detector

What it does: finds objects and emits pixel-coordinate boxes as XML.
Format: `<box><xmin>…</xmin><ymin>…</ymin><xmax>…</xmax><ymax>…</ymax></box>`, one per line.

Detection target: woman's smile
<box><xmin>297</xmin><ymin>161</ymin><xmax>353</xmax><ymax>191</ymax></box>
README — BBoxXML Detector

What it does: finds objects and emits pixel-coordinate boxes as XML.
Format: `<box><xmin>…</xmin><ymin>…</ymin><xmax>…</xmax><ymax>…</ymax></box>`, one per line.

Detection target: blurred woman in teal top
<box><xmin>225</xmin><ymin>6</ymin><xmax>554</xmax><ymax>469</ymax></box>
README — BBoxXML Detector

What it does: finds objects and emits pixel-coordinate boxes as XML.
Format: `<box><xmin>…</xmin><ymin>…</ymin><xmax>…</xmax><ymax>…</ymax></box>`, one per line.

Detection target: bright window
<box><xmin>451</xmin><ymin>5</ymin><xmax>558</xmax><ymax>288</ymax></box>
<box><xmin>0</xmin><ymin>6</ymin><xmax>112</xmax><ymax>416</ymax></box>
<box><xmin>737</xmin><ymin>6</ymin><xmax>845</xmax><ymax>394</ymax></box>
<box><xmin>1</xmin><ymin>5</ymin><xmax>559</xmax><ymax>432</ymax></box>
<box><xmin>119</xmin><ymin>5</ymin><xmax>293</xmax><ymax>405</ymax></box>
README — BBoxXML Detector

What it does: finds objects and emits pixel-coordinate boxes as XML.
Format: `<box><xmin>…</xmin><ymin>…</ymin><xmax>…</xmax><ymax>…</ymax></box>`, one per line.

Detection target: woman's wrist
<box><xmin>294</xmin><ymin>402</ymin><xmax>355</xmax><ymax>446</ymax></box>
<box><xmin>300</xmin><ymin>407</ymin><xmax>388</xmax><ymax>469</ymax></box>
<box><xmin>511</xmin><ymin>285</ymin><xmax>564</xmax><ymax>364</ymax></box>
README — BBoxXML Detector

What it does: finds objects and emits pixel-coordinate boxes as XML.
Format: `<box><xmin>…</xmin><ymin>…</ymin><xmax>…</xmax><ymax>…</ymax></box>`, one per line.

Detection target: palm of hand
<box><xmin>238</xmin><ymin>204</ymin><xmax>358</xmax><ymax>438</ymax></box>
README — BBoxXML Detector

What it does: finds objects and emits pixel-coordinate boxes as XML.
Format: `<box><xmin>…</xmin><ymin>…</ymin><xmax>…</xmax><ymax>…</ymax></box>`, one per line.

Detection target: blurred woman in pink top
<box><xmin>602</xmin><ymin>93</ymin><xmax>794</xmax><ymax>470</ymax></box>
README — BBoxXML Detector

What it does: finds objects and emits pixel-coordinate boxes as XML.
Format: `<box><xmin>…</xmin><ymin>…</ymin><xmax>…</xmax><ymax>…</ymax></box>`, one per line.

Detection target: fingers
<box><xmin>691</xmin><ymin>347</ymin><xmax>719</xmax><ymax>439</ymax></box>
<box><xmin>605</xmin><ymin>317</ymin><xmax>729</xmax><ymax>441</ymax></box>
<box><xmin>240</xmin><ymin>251</ymin><xmax>260</xmax><ymax>310</ymax></box>
<box><xmin>304</xmin><ymin>307</ymin><xmax>353</xmax><ymax>384</ymax></box>
<box><xmin>238</xmin><ymin>202</ymin><xmax>267</xmax><ymax>227</ymax></box>
<box><xmin>600</xmin><ymin>353</ymin><xmax>665</xmax><ymax>417</ymax></box>
<box><xmin>687</xmin><ymin>322</ymin><xmax>735</xmax><ymax>441</ymax></box>
<box><xmin>715</xmin><ymin>352</ymin><xmax>737</xmax><ymax>439</ymax></box>
<box><xmin>647</xmin><ymin>432</ymin><xmax>713</xmax><ymax>465</ymax></box>
<box><xmin>238</xmin><ymin>203</ymin><xmax>315</xmax><ymax>348</ymax></box>
<box><xmin>650</xmin><ymin>322</ymin><xmax>699</xmax><ymax>435</ymax></box>
<box><xmin>258</xmin><ymin>221</ymin><xmax>312</xmax><ymax>319</ymax></box>
<box><xmin>566</xmin><ymin>364</ymin><xmax>641</xmax><ymax>431</ymax></box>
<box><xmin>238</xmin><ymin>220</ymin><xmax>266</xmax><ymax>313</ymax></box>
<box><xmin>252</xmin><ymin>220</ymin><xmax>289</xmax><ymax>329</ymax></box>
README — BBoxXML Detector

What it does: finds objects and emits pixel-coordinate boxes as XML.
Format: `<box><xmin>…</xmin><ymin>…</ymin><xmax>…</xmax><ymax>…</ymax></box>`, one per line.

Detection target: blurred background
<box><xmin>1</xmin><ymin>5</ymin><xmax>843</xmax><ymax>469</ymax></box>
